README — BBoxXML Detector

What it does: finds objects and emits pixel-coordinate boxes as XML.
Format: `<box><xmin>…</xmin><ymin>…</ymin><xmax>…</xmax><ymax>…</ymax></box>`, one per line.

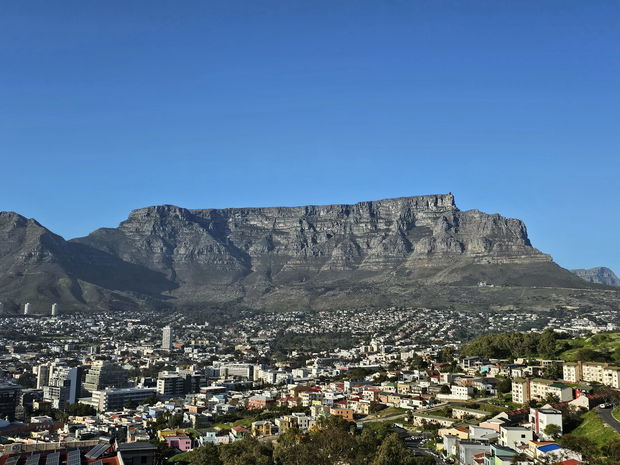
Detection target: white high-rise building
<box><xmin>51</xmin><ymin>303</ymin><xmax>59</xmax><ymax>316</ymax></box>
<box><xmin>36</xmin><ymin>363</ymin><xmax>51</xmax><ymax>389</ymax></box>
<box><xmin>24</xmin><ymin>302</ymin><xmax>31</xmax><ymax>315</ymax></box>
<box><xmin>161</xmin><ymin>326</ymin><xmax>173</xmax><ymax>350</ymax></box>
<box><xmin>0</xmin><ymin>302</ymin><xmax>4</xmax><ymax>315</ymax></box>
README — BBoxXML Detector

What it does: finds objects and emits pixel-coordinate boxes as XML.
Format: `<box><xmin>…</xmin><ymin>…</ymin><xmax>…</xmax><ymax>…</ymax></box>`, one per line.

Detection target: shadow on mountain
<box><xmin>62</xmin><ymin>242</ymin><xmax>178</xmax><ymax>297</ymax></box>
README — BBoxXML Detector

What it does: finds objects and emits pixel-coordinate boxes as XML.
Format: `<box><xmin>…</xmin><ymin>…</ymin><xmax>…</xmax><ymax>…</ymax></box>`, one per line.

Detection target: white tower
<box><xmin>51</xmin><ymin>303</ymin><xmax>59</xmax><ymax>316</ymax></box>
<box><xmin>0</xmin><ymin>302</ymin><xmax>4</xmax><ymax>315</ymax></box>
<box><xmin>24</xmin><ymin>302</ymin><xmax>31</xmax><ymax>315</ymax></box>
<box><xmin>161</xmin><ymin>326</ymin><xmax>173</xmax><ymax>350</ymax></box>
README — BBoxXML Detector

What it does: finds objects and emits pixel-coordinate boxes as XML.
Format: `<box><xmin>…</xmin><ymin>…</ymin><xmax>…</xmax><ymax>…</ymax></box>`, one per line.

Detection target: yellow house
<box><xmin>157</xmin><ymin>428</ymin><xmax>187</xmax><ymax>440</ymax></box>
<box><xmin>438</xmin><ymin>426</ymin><xmax>469</xmax><ymax>440</ymax></box>
<box><xmin>251</xmin><ymin>420</ymin><xmax>273</xmax><ymax>437</ymax></box>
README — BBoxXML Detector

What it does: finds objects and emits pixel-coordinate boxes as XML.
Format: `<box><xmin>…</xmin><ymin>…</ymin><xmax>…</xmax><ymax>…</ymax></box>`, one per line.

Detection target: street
<box><xmin>597</xmin><ymin>406</ymin><xmax>620</xmax><ymax>433</ymax></box>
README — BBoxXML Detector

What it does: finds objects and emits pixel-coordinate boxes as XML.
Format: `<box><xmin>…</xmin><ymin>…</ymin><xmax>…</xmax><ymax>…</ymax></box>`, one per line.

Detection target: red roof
<box><xmin>558</xmin><ymin>460</ymin><xmax>581</xmax><ymax>465</ymax></box>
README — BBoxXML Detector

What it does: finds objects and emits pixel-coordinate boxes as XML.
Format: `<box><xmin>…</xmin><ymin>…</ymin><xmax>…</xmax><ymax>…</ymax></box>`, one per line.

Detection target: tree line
<box><xmin>178</xmin><ymin>416</ymin><xmax>433</xmax><ymax>465</ymax></box>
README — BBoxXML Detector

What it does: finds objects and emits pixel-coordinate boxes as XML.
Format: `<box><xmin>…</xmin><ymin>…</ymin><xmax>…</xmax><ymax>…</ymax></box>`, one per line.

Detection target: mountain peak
<box><xmin>571</xmin><ymin>267</ymin><xmax>620</xmax><ymax>286</ymax></box>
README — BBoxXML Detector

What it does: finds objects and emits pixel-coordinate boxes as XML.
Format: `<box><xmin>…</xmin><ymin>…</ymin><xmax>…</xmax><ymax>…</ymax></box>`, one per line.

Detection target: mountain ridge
<box><xmin>0</xmin><ymin>194</ymin><xmax>614</xmax><ymax>314</ymax></box>
<box><xmin>571</xmin><ymin>267</ymin><xmax>620</xmax><ymax>287</ymax></box>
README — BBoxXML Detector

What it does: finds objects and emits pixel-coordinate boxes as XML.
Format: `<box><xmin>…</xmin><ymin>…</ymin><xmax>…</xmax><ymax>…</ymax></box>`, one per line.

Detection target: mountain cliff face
<box><xmin>0</xmin><ymin>194</ymin><xmax>599</xmax><ymax>313</ymax></box>
<box><xmin>571</xmin><ymin>267</ymin><xmax>620</xmax><ymax>286</ymax></box>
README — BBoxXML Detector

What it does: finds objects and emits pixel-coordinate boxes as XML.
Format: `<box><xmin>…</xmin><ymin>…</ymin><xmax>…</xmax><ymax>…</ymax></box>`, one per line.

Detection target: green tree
<box><xmin>412</xmin><ymin>458</ymin><xmax>434</xmax><ymax>465</ymax></box>
<box><xmin>369</xmin><ymin>401</ymin><xmax>385</xmax><ymax>414</ymax></box>
<box><xmin>440</xmin><ymin>346</ymin><xmax>455</xmax><ymax>363</ymax></box>
<box><xmin>543</xmin><ymin>424</ymin><xmax>561</xmax><ymax>440</ymax></box>
<box><xmin>188</xmin><ymin>444</ymin><xmax>222</xmax><ymax>465</ymax></box>
<box><xmin>496</xmin><ymin>378</ymin><xmax>512</xmax><ymax>395</ymax></box>
<box><xmin>371</xmin><ymin>434</ymin><xmax>416</xmax><ymax>465</ymax></box>
<box><xmin>559</xmin><ymin>434</ymin><xmax>598</xmax><ymax>459</ymax></box>
<box><xmin>149</xmin><ymin>440</ymin><xmax>176</xmax><ymax>465</ymax></box>
<box><xmin>543</xmin><ymin>363</ymin><xmax>563</xmax><ymax>380</ymax></box>
<box><xmin>410</xmin><ymin>355</ymin><xmax>427</xmax><ymax>370</ymax></box>
<box><xmin>537</xmin><ymin>329</ymin><xmax>558</xmax><ymax>357</ymax></box>
<box><xmin>544</xmin><ymin>393</ymin><xmax>560</xmax><ymax>404</ymax></box>
<box><xmin>272</xmin><ymin>429</ymin><xmax>321</xmax><ymax>465</ymax></box>
<box><xmin>219</xmin><ymin>437</ymin><xmax>273</xmax><ymax>465</ymax></box>
<box><xmin>604</xmin><ymin>437</ymin><xmax>620</xmax><ymax>463</ymax></box>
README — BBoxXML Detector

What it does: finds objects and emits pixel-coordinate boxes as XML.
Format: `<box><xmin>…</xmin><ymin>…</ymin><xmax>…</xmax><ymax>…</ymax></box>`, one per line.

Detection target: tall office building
<box><xmin>84</xmin><ymin>360</ymin><xmax>129</xmax><ymax>393</ymax></box>
<box><xmin>51</xmin><ymin>303</ymin><xmax>59</xmax><ymax>316</ymax></box>
<box><xmin>0</xmin><ymin>302</ymin><xmax>4</xmax><ymax>315</ymax></box>
<box><xmin>23</xmin><ymin>302</ymin><xmax>31</xmax><ymax>315</ymax></box>
<box><xmin>161</xmin><ymin>326</ymin><xmax>173</xmax><ymax>350</ymax></box>
<box><xmin>35</xmin><ymin>363</ymin><xmax>51</xmax><ymax>389</ymax></box>
<box><xmin>43</xmin><ymin>365</ymin><xmax>83</xmax><ymax>409</ymax></box>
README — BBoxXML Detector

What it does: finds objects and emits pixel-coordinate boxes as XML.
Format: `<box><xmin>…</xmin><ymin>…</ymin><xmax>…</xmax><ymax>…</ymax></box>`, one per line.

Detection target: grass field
<box><xmin>212</xmin><ymin>417</ymin><xmax>254</xmax><ymax>430</ymax></box>
<box><xmin>169</xmin><ymin>452</ymin><xmax>190</xmax><ymax>463</ymax></box>
<box><xmin>572</xmin><ymin>410</ymin><xmax>620</xmax><ymax>448</ymax></box>
<box><xmin>368</xmin><ymin>406</ymin><xmax>406</xmax><ymax>419</ymax></box>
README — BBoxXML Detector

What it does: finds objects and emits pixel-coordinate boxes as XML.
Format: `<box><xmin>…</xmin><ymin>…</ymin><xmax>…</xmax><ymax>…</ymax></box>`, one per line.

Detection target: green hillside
<box><xmin>462</xmin><ymin>330</ymin><xmax>620</xmax><ymax>363</ymax></box>
<box><xmin>560</xmin><ymin>332</ymin><xmax>620</xmax><ymax>363</ymax></box>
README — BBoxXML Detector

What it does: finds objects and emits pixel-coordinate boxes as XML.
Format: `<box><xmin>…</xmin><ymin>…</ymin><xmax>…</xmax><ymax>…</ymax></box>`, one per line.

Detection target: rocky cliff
<box><xmin>0</xmin><ymin>194</ymin><xmax>601</xmax><ymax>313</ymax></box>
<box><xmin>571</xmin><ymin>267</ymin><xmax>620</xmax><ymax>286</ymax></box>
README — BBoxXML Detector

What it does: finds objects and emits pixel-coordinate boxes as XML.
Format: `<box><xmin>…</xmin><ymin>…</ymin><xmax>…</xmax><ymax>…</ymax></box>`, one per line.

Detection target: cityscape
<box><xmin>1</xmin><ymin>1</ymin><xmax>619</xmax><ymax>465</ymax></box>
<box><xmin>1</xmin><ymin>302</ymin><xmax>620</xmax><ymax>464</ymax></box>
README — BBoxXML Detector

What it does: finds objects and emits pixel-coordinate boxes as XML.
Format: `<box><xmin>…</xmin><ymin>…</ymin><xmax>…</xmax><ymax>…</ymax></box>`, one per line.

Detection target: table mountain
<box><xmin>571</xmin><ymin>267</ymin><xmax>620</xmax><ymax>286</ymax></box>
<box><xmin>0</xmin><ymin>194</ymin><xmax>607</xmax><ymax>313</ymax></box>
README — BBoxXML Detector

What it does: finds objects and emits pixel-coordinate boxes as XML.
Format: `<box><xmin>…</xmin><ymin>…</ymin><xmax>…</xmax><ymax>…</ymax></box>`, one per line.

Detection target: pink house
<box><xmin>165</xmin><ymin>434</ymin><xmax>193</xmax><ymax>451</ymax></box>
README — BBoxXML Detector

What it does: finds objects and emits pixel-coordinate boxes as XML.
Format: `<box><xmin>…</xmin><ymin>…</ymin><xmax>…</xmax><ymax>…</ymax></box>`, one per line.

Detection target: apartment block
<box><xmin>563</xmin><ymin>361</ymin><xmax>620</xmax><ymax>389</ymax></box>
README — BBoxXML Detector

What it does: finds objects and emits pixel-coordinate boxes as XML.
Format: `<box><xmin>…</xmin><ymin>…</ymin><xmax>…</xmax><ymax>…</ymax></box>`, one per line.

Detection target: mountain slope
<box><xmin>0</xmin><ymin>194</ymin><xmax>609</xmax><ymax>313</ymax></box>
<box><xmin>71</xmin><ymin>194</ymin><xmax>588</xmax><ymax>308</ymax></box>
<box><xmin>0</xmin><ymin>211</ymin><xmax>174</xmax><ymax>314</ymax></box>
<box><xmin>571</xmin><ymin>267</ymin><xmax>620</xmax><ymax>286</ymax></box>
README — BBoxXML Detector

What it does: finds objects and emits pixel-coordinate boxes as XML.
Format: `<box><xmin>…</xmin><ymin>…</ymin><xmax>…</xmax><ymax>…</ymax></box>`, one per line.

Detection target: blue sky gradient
<box><xmin>1</xmin><ymin>1</ymin><xmax>618</xmax><ymax>272</ymax></box>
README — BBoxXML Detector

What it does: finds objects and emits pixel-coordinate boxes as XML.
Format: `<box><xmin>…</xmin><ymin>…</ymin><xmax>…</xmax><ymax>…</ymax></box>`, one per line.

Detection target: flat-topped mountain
<box><xmin>0</xmin><ymin>194</ymin><xmax>612</xmax><ymax>314</ymax></box>
<box><xmin>571</xmin><ymin>267</ymin><xmax>620</xmax><ymax>286</ymax></box>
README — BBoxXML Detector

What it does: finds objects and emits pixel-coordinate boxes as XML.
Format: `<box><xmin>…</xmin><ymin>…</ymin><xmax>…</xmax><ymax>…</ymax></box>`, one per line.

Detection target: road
<box><xmin>357</xmin><ymin>412</ymin><xmax>408</xmax><ymax>424</ymax></box>
<box><xmin>404</xmin><ymin>437</ymin><xmax>447</xmax><ymax>464</ymax></box>
<box><xmin>598</xmin><ymin>406</ymin><xmax>620</xmax><ymax>433</ymax></box>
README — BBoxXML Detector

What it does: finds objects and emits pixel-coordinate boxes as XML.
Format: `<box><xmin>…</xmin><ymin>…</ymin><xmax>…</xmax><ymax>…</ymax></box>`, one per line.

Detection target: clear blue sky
<box><xmin>1</xmin><ymin>1</ymin><xmax>618</xmax><ymax>272</ymax></box>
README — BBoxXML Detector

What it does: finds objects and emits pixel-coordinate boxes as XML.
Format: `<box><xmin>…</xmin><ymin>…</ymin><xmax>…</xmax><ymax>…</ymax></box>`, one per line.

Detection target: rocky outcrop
<box><xmin>0</xmin><ymin>194</ymin><xmax>597</xmax><ymax>312</ymax></box>
<box><xmin>571</xmin><ymin>267</ymin><xmax>620</xmax><ymax>286</ymax></box>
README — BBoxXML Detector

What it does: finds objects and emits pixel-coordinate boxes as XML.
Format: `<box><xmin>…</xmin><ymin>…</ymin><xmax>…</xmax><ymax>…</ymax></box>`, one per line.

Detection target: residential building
<box><xmin>157</xmin><ymin>373</ymin><xmax>186</xmax><ymax>398</ymax></box>
<box><xmin>529</xmin><ymin>406</ymin><xmax>562</xmax><ymax>439</ymax></box>
<box><xmin>162</xmin><ymin>326</ymin><xmax>173</xmax><ymax>350</ymax></box>
<box><xmin>499</xmin><ymin>426</ymin><xmax>533</xmax><ymax>449</ymax></box>
<box><xmin>330</xmin><ymin>407</ymin><xmax>354</xmax><ymax>422</ymax></box>
<box><xmin>563</xmin><ymin>361</ymin><xmax>620</xmax><ymax>389</ymax></box>
<box><xmin>251</xmin><ymin>420</ymin><xmax>273</xmax><ymax>437</ymax></box>
<box><xmin>452</xmin><ymin>406</ymin><xmax>489</xmax><ymax>420</ymax></box>
<box><xmin>457</xmin><ymin>441</ymin><xmax>489</xmax><ymax>465</ymax></box>
<box><xmin>165</xmin><ymin>434</ymin><xmax>192</xmax><ymax>452</ymax></box>
<box><xmin>84</xmin><ymin>360</ymin><xmax>129</xmax><ymax>393</ymax></box>
<box><xmin>512</xmin><ymin>378</ymin><xmax>573</xmax><ymax>404</ymax></box>
<box><xmin>91</xmin><ymin>387</ymin><xmax>157</xmax><ymax>412</ymax></box>
<box><xmin>220</xmin><ymin>364</ymin><xmax>253</xmax><ymax>379</ymax></box>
